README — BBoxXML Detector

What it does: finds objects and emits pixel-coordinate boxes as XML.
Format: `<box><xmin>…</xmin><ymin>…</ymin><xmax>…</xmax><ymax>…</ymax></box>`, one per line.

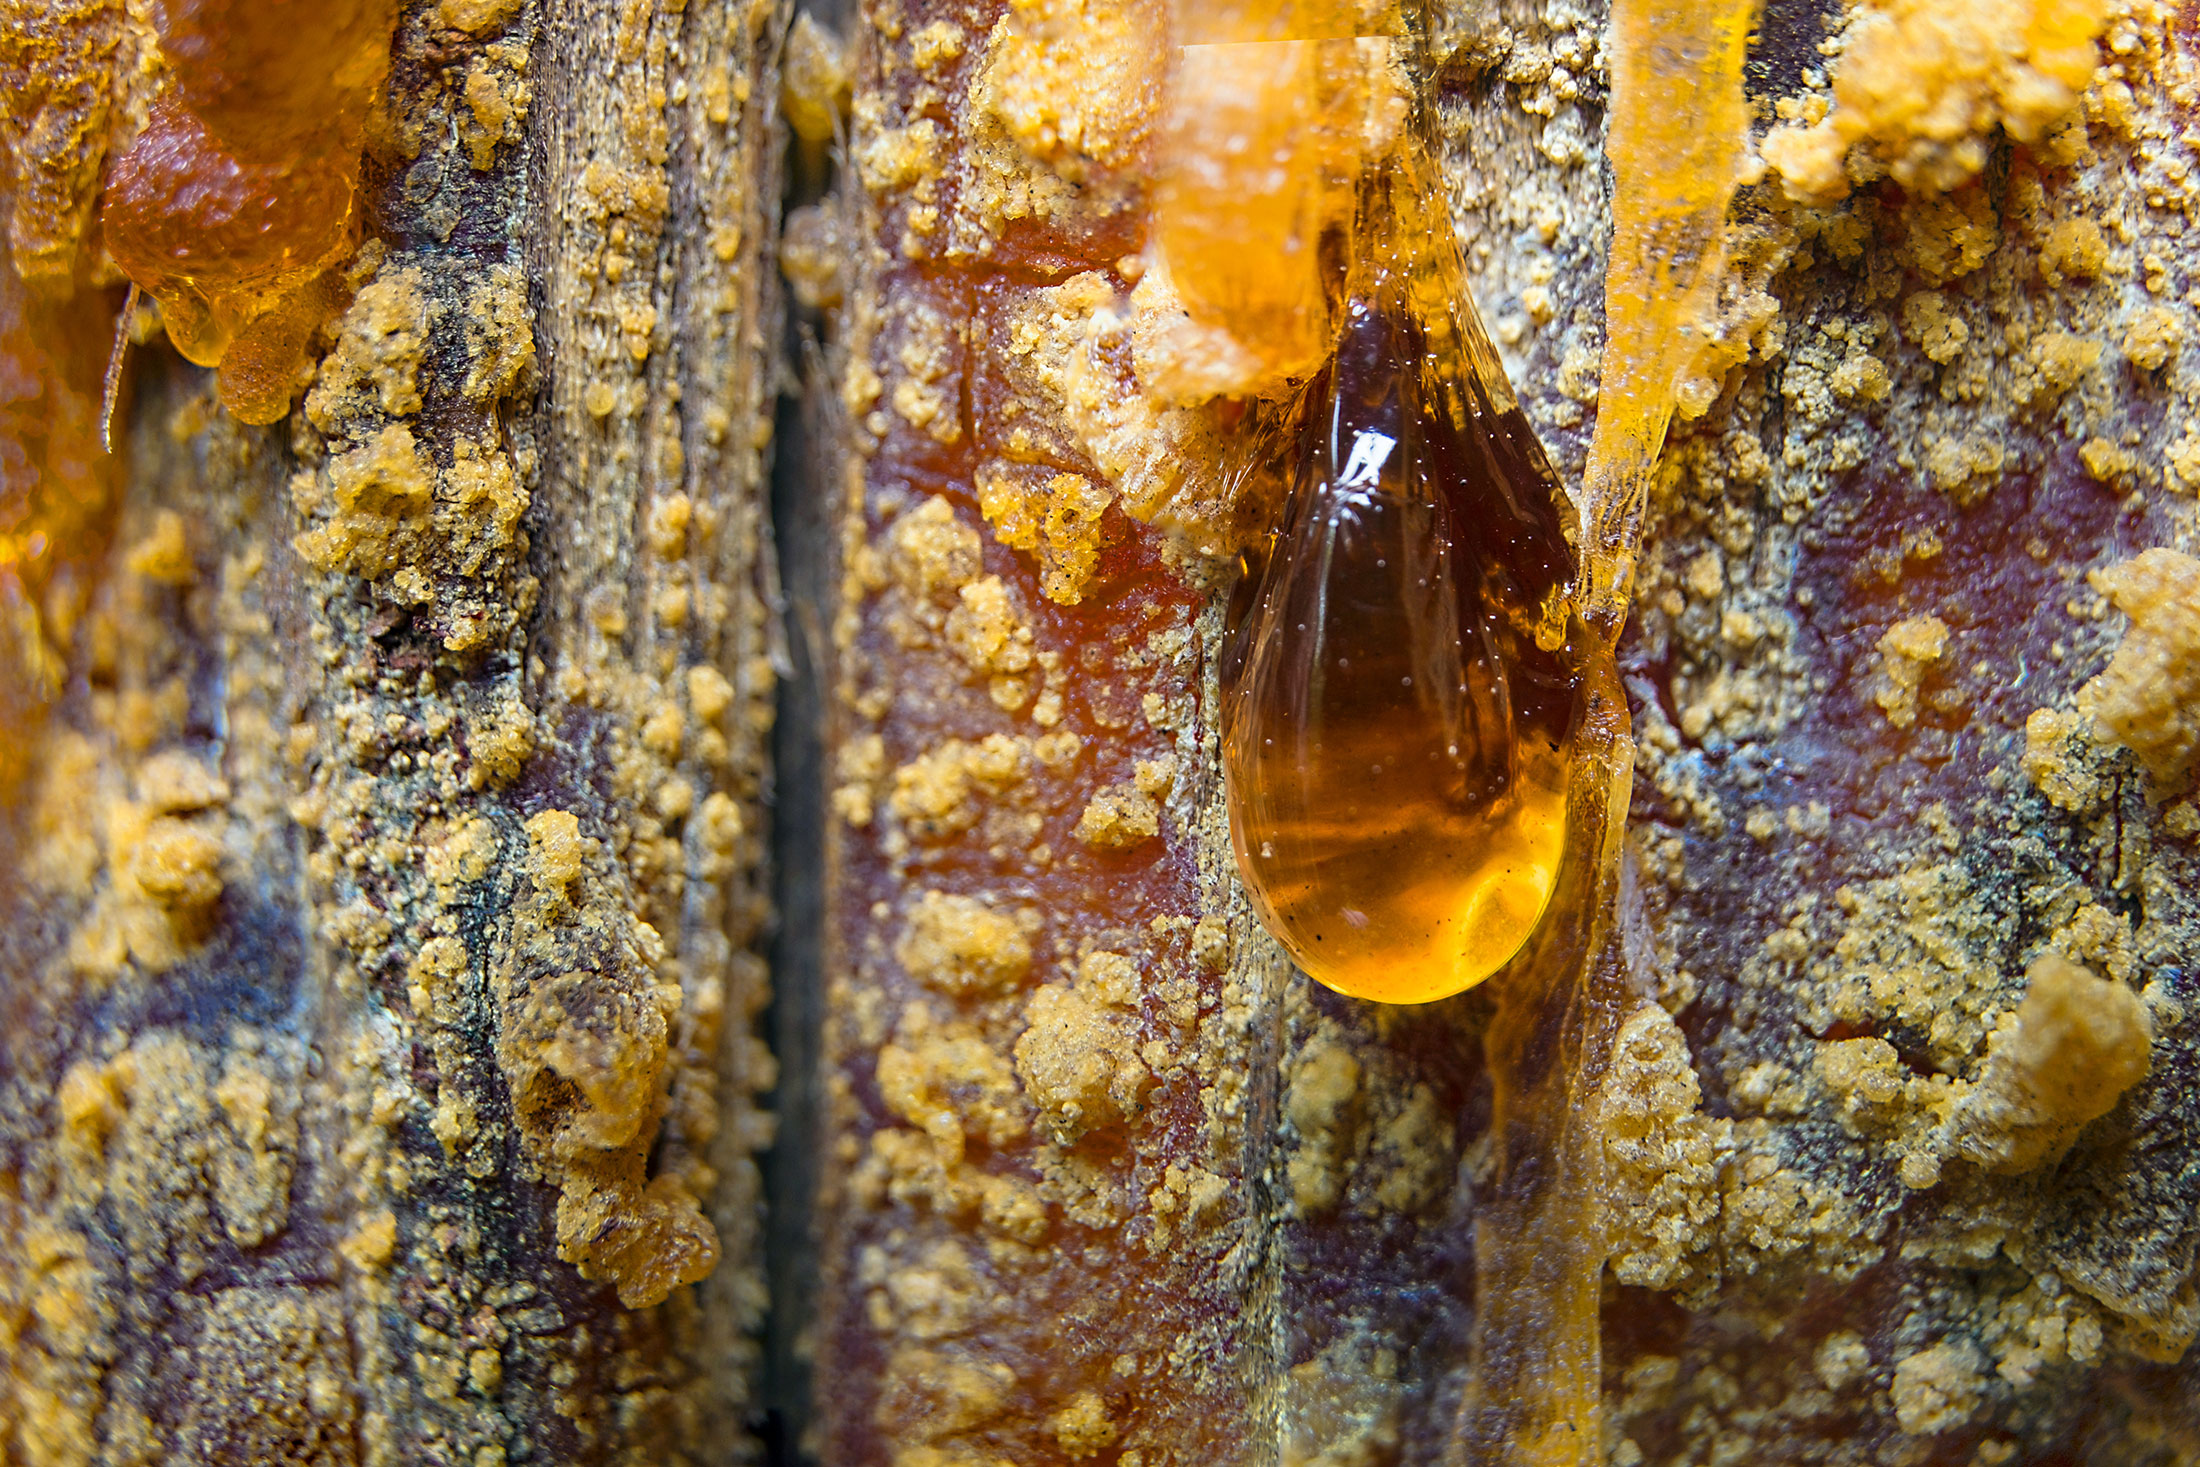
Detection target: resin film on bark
<box><xmin>1213</xmin><ymin>7</ymin><xmax>1752</xmax><ymax>1465</ymax></box>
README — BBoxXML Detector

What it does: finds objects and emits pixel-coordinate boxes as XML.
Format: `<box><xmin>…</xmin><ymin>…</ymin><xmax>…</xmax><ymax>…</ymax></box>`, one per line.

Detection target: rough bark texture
<box><xmin>810</xmin><ymin>0</ymin><xmax>2200</xmax><ymax>1464</ymax></box>
<box><xmin>8</xmin><ymin>0</ymin><xmax>2200</xmax><ymax>1465</ymax></box>
<box><xmin>0</xmin><ymin>0</ymin><xmax>784</xmax><ymax>1462</ymax></box>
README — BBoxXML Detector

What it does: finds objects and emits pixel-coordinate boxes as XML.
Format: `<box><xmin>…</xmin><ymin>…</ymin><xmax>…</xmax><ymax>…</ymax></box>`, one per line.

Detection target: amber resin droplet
<box><xmin>1221</xmin><ymin>156</ymin><xmax>1580</xmax><ymax>1005</ymax></box>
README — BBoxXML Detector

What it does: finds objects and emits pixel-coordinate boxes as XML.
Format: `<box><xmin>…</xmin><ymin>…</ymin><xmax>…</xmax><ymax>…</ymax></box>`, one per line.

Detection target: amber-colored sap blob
<box><xmin>103</xmin><ymin>100</ymin><xmax>357</xmax><ymax>365</ymax></box>
<box><xmin>152</xmin><ymin>0</ymin><xmax>399</xmax><ymax>159</ymax></box>
<box><xmin>100</xmin><ymin>0</ymin><xmax>395</xmax><ymax>423</ymax></box>
<box><xmin>1144</xmin><ymin>28</ymin><xmax>1403</xmax><ymax>402</ymax></box>
<box><xmin>1222</xmin><ymin>151</ymin><xmax>1579</xmax><ymax>1006</ymax></box>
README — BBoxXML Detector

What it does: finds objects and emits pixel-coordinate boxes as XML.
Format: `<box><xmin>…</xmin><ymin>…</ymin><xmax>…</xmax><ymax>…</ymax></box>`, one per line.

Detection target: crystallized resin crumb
<box><xmin>1762</xmin><ymin>0</ymin><xmax>2110</xmax><ymax>202</ymax></box>
<box><xmin>2078</xmin><ymin>548</ymin><xmax>2200</xmax><ymax>782</ymax></box>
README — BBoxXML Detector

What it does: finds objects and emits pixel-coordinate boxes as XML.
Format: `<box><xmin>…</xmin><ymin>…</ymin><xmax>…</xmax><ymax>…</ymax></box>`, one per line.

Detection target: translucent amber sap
<box><xmin>1147</xmin><ymin>29</ymin><xmax>1402</xmax><ymax>403</ymax></box>
<box><xmin>0</xmin><ymin>234</ymin><xmax>111</xmax><ymax>579</ymax></box>
<box><xmin>100</xmin><ymin>0</ymin><xmax>395</xmax><ymax>422</ymax></box>
<box><xmin>1222</xmin><ymin>156</ymin><xmax>1579</xmax><ymax>1005</ymax></box>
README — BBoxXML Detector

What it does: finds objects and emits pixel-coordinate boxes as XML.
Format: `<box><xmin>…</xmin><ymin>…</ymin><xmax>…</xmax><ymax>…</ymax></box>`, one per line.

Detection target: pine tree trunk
<box><xmin>6</xmin><ymin>1</ymin><xmax>2200</xmax><ymax>1465</ymax></box>
<box><xmin>2</xmin><ymin>1</ymin><xmax>783</xmax><ymax>1461</ymax></box>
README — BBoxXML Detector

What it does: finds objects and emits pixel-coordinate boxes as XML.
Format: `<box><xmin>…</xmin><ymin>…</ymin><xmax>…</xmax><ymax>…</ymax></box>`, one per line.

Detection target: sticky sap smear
<box><xmin>1221</xmin><ymin>146</ymin><xmax>1580</xmax><ymax>1006</ymax></box>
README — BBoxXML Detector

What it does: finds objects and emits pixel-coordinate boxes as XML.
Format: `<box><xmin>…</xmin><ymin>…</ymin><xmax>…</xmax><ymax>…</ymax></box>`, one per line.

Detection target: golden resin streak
<box><xmin>1189</xmin><ymin>0</ymin><xmax>1750</xmax><ymax>1455</ymax></box>
<box><xmin>1579</xmin><ymin>0</ymin><xmax>1756</xmax><ymax>638</ymax></box>
<box><xmin>1454</xmin><ymin>4</ymin><xmax>1752</xmax><ymax>1466</ymax></box>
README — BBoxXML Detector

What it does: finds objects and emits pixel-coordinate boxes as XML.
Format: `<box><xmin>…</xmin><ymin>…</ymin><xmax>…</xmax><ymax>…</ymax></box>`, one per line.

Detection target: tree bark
<box><xmin>6</xmin><ymin>0</ymin><xmax>2200</xmax><ymax>1465</ymax></box>
<box><xmin>1</xmin><ymin>1</ymin><xmax>783</xmax><ymax>1462</ymax></box>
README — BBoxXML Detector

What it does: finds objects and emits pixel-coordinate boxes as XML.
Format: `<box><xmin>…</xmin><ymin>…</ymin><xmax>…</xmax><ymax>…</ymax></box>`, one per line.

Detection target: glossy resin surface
<box><xmin>1222</xmin><ymin>150</ymin><xmax>1580</xmax><ymax>1004</ymax></box>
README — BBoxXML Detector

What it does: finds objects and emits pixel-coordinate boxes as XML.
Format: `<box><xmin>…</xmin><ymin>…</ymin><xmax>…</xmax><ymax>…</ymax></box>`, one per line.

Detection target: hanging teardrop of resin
<box><xmin>1221</xmin><ymin>153</ymin><xmax>1582</xmax><ymax>1005</ymax></box>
